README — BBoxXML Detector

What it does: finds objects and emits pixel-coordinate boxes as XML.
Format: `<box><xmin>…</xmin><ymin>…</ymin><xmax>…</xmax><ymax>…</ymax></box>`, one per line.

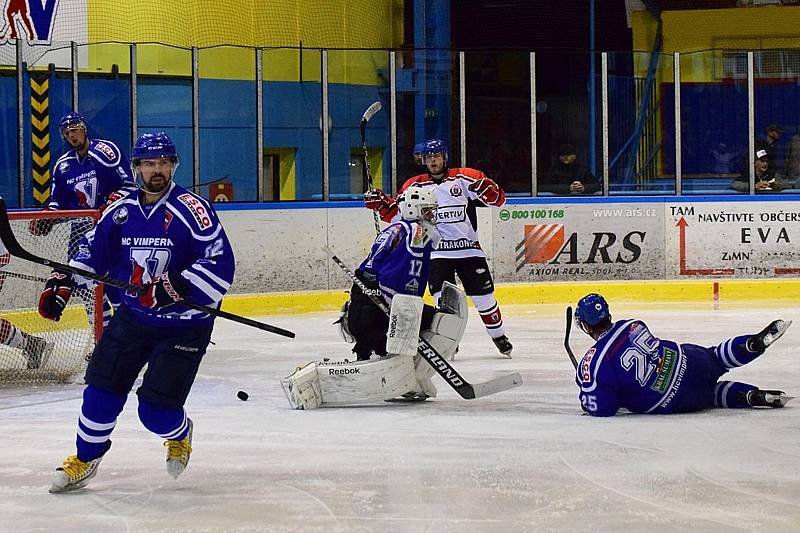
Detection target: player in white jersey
<box><xmin>0</xmin><ymin>242</ymin><xmax>53</xmax><ymax>369</ymax></box>
<box><xmin>365</xmin><ymin>139</ymin><xmax>513</xmax><ymax>357</ymax></box>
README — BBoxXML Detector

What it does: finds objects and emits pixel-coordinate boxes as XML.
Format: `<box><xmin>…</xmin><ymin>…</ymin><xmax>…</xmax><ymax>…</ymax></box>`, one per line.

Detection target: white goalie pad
<box><xmin>280</xmin><ymin>355</ymin><xmax>424</xmax><ymax>409</ymax></box>
<box><xmin>421</xmin><ymin>281</ymin><xmax>468</xmax><ymax>363</ymax></box>
<box><xmin>280</xmin><ymin>362</ymin><xmax>323</xmax><ymax>410</ymax></box>
<box><xmin>387</xmin><ymin>294</ymin><xmax>424</xmax><ymax>357</ymax></box>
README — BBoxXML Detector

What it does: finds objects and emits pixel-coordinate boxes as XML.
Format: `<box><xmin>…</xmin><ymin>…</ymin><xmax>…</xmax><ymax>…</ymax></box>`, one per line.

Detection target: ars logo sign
<box><xmin>0</xmin><ymin>0</ymin><xmax>61</xmax><ymax>45</ymax></box>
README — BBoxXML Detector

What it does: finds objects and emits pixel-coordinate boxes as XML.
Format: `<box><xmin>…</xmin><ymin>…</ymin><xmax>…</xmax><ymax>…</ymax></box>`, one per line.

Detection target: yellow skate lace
<box><xmin>164</xmin><ymin>437</ymin><xmax>192</xmax><ymax>461</ymax></box>
<box><xmin>59</xmin><ymin>455</ymin><xmax>90</xmax><ymax>478</ymax></box>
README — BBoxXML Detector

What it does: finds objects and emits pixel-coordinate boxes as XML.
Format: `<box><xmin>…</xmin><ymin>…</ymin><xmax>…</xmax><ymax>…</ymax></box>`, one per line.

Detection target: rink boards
<box><xmin>211</xmin><ymin>195</ymin><xmax>800</xmax><ymax>315</ymax></box>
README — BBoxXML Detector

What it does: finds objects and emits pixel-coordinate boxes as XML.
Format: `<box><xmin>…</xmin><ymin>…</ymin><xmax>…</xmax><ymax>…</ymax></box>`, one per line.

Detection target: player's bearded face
<box><xmin>65</xmin><ymin>127</ymin><xmax>87</xmax><ymax>152</ymax></box>
<box><xmin>138</xmin><ymin>158</ymin><xmax>174</xmax><ymax>193</ymax></box>
<box><xmin>424</xmin><ymin>153</ymin><xmax>447</xmax><ymax>175</ymax></box>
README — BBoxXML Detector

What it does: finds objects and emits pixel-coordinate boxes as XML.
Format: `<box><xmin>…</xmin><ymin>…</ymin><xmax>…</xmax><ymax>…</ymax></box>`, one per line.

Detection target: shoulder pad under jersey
<box><xmin>168</xmin><ymin>189</ymin><xmax>222</xmax><ymax>240</ymax></box>
<box><xmin>88</xmin><ymin>139</ymin><xmax>123</xmax><ymax>166</ymax></box>
<box><xmin>449</xmin><ymin>167</ymin><xmax>486</xmax><ymax>181</ymax></box>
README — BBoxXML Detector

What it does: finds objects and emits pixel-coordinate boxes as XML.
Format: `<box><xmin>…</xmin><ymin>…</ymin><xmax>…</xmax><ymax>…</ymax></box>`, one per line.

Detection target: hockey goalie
<box><xmin>281</xmin><ymin>281</ymin><xmax>468</xmax><ymax>409</ymax></box>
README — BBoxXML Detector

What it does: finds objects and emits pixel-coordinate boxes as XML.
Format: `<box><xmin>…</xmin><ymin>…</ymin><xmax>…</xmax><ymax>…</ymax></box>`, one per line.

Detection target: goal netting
<box><xmin>0</xmin><ymin>210</ymin><xmax>102</xmax><ymax>384</ymax></box>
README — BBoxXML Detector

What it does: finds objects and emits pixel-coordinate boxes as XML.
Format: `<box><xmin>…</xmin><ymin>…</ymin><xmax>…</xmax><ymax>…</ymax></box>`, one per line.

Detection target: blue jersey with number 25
<box><xmin>575</xmin><ymin>319</ymin><xmax>689</xmax><ymax>416</ymax></box>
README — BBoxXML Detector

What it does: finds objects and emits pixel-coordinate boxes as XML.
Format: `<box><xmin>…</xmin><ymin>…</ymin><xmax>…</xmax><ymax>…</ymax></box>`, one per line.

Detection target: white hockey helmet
<box><xmin>397</xmin><ymin>186</ymin><xmax>437</xmax><ymax>223</ymax></box>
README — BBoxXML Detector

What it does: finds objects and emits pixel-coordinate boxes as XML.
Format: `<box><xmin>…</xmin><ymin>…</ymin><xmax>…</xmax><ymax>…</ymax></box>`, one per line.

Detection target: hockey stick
<box><xmin>0</xmin><ymin>198</ymin><xmax>295</xmax><ymax>338</ymax></box>
<box><xmin>187</xmin><ymin>175</ymin><xmax>230</xmax><ymax>191</ymax></box>
<box><xmin>564</xmin><ymin>306</ymin><xmax>578</xmax><ymax>369</ymax></box>
<box><xmin>326</xmin><ymin>248</ymin><xmax>523</xmax><ymax>399</ymax></box>
<box><xmin>360</xmin><ymin>101</ymin><xmax>383</xmax><ymax>235</ymax></box>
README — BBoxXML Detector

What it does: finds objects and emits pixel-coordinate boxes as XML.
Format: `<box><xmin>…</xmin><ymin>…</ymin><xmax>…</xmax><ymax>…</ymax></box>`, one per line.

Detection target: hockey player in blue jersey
<box><xmin>31</xmin><ymin>112</ymin><xmax>135</xmax><ymax>327</ymax></box>
<box><xmin>46</xmin><ymin>112</ymin><xmax>134</xmax><ymax>212</ymax></box>
<box><xmin>574</xmin><ymin>293</ymin><xmax>792</xmax><ymax>417</ymax></box>
<box><xmin>345</xmin><ymin>185</ymin><xmax>440</xmax><ymax>361</ymax></box>
<box><xmin>39</xmin><ymin>132</ymin><xmax>235</xmax><ymax>493</ymax></box>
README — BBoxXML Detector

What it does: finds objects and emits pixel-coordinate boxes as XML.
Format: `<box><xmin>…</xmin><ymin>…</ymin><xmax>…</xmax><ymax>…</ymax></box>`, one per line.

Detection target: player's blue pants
<box><xmin>74</xmin><ymin>308</ymin><xmax>211</xmax><ymax>461</ymax></box>
<box><xmin>672</xmin><ymin>334</ymin><xmax>761</xmax><ymax>413</ymax></box>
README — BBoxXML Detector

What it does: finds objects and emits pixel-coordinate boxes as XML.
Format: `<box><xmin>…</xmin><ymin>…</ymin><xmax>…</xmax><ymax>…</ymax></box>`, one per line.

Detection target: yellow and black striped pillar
<box><xmin>30</xmin><ymin>72</ymin><xmax>51</xmax><ymax>206</ymax></box>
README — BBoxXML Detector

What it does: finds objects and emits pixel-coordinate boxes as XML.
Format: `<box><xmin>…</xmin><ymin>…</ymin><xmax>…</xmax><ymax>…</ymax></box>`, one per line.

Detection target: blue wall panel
<box><xmin>1</xmin><ymin>75</ymin><xmax>387</xmax><ymax>205</ymax></box>
<box><xmin>0</xmin><ymin>76</ymin><xmax>19</xmax><ymax>207</ymax></box>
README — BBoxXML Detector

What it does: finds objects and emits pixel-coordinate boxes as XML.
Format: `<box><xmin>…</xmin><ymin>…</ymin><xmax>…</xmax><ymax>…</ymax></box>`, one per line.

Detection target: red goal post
<box><xmin>1</xmin><ymin>209</ymin><xmax>103</xmax><ymax>383</ymax></box>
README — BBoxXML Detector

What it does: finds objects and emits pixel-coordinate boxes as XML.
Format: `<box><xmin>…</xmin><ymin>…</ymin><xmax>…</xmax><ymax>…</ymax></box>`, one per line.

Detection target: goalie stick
<box><xmin>326</xmin><ymin>247</ymin><xmax>523</xmax><ymax>399</ymax></box>
<box><xmin>564</xmin><ymin>306</ymin><xmax>578</xmax><ymax>369</ymax></box>
<box><xmin>360</xmin><ymin>101</ymin><xmax>383</xmax><ymax>235</ymax></box>
<box><xmin>0</xmin><ymin>198</ymin><xmax>295</xmax><ymax>338</ymax></box>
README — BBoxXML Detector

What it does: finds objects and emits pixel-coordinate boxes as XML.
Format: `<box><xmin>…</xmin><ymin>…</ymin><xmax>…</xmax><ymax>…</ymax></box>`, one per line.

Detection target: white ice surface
<box><xmin>1</xmin><ymin>302</ymin><xmax>799</xmax><ymax>532</ymax></box>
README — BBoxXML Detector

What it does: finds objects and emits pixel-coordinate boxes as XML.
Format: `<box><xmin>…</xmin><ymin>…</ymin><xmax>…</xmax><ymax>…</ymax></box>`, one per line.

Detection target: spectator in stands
<box><xmin>711</xmin><ymin>142</ymin><xmax>739</xmax><ymax>174</ymax></box>
<box><xmin>539</xmin><ymin>143</ymin><xmax>600</xmax><ymax>195</ymax></box>
<box><xmin>758</xmin><ymin>124</ymin><xmax>783</xmax><ymax>176</ymax></box>
<box><xmin>731</xmin><ymin>148</ymin><xmax>791</xmax><ymax>193</ymax></box>
<box><xmin>784</xmin><ymin>134</ymin><xmax>800</xmax><ymax>184</ymax></box>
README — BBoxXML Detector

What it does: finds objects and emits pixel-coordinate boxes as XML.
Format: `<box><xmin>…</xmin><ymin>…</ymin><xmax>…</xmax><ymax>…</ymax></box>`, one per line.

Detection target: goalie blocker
<box><xmin>281</xmin><ymin>282</ymin><xmax>468</xmax><ymax>409</ymax></box>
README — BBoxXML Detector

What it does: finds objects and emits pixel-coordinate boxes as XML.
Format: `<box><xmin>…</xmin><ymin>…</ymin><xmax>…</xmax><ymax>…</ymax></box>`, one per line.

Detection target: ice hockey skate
<box><xmin>746</xmin><ymin>320</ymin><xmax>791</xmax><ymax>353</ymax></box>
<box><xmin>492</xmin><ymin>335</ymin><xmax>513</xmax><ymax>357</ymax></box>
<box><xmin>746</xmin><ymin>389</ymin><xmax>793</xmax><ymax>408</ymax></box>
<box><xmin>165</xmin><ymin>418</ymin><xmax>193</xmax><ymax>479</ymax></box>
<box><xmin>23</xmin><ymin>334</ymin><xmax>53</xmax><ymax>370</ymax></box>
<box><xmin>49</xmin><ymin>442</ymin><xmax>110</xmax><ymax>493</ymax></box>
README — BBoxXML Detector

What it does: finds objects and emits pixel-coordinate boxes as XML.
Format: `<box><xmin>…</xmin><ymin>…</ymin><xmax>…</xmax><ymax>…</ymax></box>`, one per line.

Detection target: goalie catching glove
<box><xmin>38</xmin><ymin>270</ymin><xmax>75</xmax><ymax>321</ymax></box>
<box><xmin>139</xmin><ymin>272</ymin><xmax>188</xmax><ymax>310</ymax></box>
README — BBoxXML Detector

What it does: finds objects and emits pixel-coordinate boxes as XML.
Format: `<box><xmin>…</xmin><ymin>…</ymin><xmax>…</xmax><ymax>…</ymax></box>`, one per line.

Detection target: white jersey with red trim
<box><xmin>392</xmin><ymin>167</ymin><xmax>506</xmax><ymax>260</ymax></box>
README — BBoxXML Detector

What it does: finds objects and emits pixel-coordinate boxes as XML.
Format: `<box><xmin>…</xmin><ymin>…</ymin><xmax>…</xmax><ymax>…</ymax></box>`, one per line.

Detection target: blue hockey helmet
<box><xmin>421</xmin><ymin>138</ymin><xmax>448</xmax><ymax>158</ymax></box>
<box><xmin>413</xmin><ymin>142</ymin><xmax>425</xmax><ymax>155</ymax></box>
<box><xmin>575</xmin><ymin>293</ymin><xmax>611</xmax><ymax>332</ymax></box>
<box><xmin>131</xmin><ymin>132</ymin><xmax>179</xmax><ymax>191</ymax></box>
<box><xmin>59</xmin><ymin>112</ymin><xmax>87</xmax><ymax>138</ymax></box>
<box><xmin>131</xmin><ymin>132</ymin><xmax>178</xmax><ymax>163</ymax></box>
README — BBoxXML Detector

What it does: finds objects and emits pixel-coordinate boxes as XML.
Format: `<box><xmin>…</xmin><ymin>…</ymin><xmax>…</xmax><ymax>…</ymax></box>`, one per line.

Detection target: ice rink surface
<box><xmin>2</xmin><ymin>302</ymin><xmax>799</xmax><ymax>532</ymax></box>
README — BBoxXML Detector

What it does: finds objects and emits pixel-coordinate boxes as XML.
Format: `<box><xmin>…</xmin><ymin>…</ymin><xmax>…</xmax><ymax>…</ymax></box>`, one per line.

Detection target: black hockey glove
<box><xmin>139</xmin><ymin>272</ymin><xmax>189</xmax><ymax>311</ymax></box>
<box><xmin>38</xmin><ymin>270</ymin><xmax>75</xmax><ymax>321</ymax></box>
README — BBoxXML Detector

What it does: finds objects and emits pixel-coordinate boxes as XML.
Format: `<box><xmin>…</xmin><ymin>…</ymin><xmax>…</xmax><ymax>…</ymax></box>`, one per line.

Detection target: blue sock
<box><xmin>76</xmin><ymin>385</ymin><xmax>127</xmax><ymax>461</ymax></box>
<box><xmin>714</xmin><ymin>380</ymin><xmax>757</xmax><ymax>408</ymax></box>
<box><xmin>714</xmin><ymin>335</ymin><xmax>760</xmax><ymax>370</ymax></box>
<box><xmin>138</xmin><ymin>398</ymin><xmax>190</xmax><ymax>440</ymax></box>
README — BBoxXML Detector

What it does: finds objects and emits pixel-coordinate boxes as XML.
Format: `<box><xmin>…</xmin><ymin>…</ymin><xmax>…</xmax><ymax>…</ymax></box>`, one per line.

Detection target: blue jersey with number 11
<box><xmin>576</xmin><ymin>319</ymin><xmax>688</xmax><ymax>416</ymax></box>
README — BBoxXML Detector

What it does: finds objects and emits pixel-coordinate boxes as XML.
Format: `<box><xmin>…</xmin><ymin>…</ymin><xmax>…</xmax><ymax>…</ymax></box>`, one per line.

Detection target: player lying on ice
<box><xmin>282</xmin><ymin>186</ymin><xmax>469</xmax><ymax>408</ymax></box>
<box><xmin>574</xmin><ymin>293</ymin><xmax>792</xmax><ymax>416</ymax></box>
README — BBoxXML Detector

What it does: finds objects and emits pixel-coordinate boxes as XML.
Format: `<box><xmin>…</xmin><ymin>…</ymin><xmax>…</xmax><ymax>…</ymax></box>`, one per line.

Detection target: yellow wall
<box><xmin>86</xmin><ymin>0</ymin><xmax>401</xmax><ymax>81</ymax></box>
<box><xmin>632</xmin><ymin>6</ymin><xmax>800</xmax><ymax>82</ymax></box>
<box><xmin>633</xmin><ymin>6</ymin><xmax>800</xmax><ymax>54</ymax></box>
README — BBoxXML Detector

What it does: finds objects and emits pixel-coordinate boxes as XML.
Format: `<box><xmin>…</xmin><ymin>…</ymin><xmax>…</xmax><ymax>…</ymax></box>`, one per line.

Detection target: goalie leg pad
<box><xmin>420</xmin><ymin>282</ymin><xmax>468</xmax><ymax>362</ymax></box>
<box><xmin>280</xmin><ymin>362</ymin><xmax>323</xmax><ymax>410</ymax></box>
<box><xmin>387</xmin><ymin>294</ymin><xmax>424</xmax><ymax>357</ymax></box>
<box><xmin>281</xmin><ymin>356</ymin><xmax>422</xmax><ymax>408</ymax></box>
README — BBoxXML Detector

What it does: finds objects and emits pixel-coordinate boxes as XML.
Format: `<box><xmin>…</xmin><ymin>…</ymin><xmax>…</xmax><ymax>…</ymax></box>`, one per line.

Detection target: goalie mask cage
<box><xmin>0</xmin><ymin>209</ymin><xmax>103</xmax><ymax>384</ymax></box>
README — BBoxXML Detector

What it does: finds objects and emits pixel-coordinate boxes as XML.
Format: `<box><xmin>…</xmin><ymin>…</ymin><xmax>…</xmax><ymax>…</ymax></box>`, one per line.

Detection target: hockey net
<box><xmin>0</xmin><ymin>210</ymin><xmax>102</xmax><ymax>384</ymax></box>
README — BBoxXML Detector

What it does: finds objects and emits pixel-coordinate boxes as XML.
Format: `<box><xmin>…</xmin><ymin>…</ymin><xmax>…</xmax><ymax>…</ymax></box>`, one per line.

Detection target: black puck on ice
<box><xmin>237</xmin><ymin>390</ymin><xmax>249</xmax><ymax>401</ymax></box>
